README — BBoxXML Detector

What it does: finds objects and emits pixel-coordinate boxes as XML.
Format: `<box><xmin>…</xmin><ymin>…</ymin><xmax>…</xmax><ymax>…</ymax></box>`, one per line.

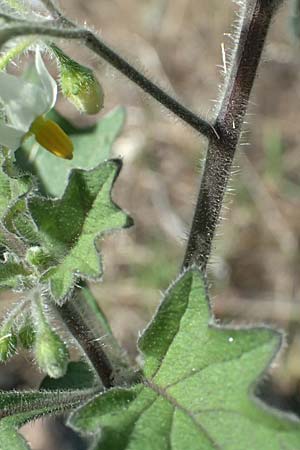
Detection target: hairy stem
<box><xmin>58</xmin><ymin>290</ymin><xmax>115</xmax><ymax>389</ymax></box>
<box><xmin>40</xmin><ymin>0</ymin><xmax>62</xmax><ymax>18</ymax></box>
<box><xmin>182</xmin><ymin>0</ymin><xmax>283</xmax><ymax>270</ymax></box>
<box><xmin>0</xmin><ymin>37</ymin><xmax>35</xmax><ymax>69</ymax></box>
<box><xmin>0</xmin><ymin>389</ymin><xmax>94</xmax><ymax>419</ymax></box>
<box><xmin>0</xmin><ymin>24</ymin><xmax>215</xmax><ymax>139</ymax></box>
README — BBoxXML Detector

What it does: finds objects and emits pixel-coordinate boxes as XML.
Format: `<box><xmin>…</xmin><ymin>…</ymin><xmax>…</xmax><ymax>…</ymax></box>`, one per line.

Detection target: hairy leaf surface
<box><xmin>28</xmin><ymin>159</ymin><xmax>133</xmax><ymax>302</ymax></box>
<box><xmin>0</xmin><ymin>160</ymin><xmax>32</xmax><ymax>288</ymax></box>
<box><xmin>70</xmin><ymin>269</ymin><xmax>300</xmax><ymax>450</ymax></box>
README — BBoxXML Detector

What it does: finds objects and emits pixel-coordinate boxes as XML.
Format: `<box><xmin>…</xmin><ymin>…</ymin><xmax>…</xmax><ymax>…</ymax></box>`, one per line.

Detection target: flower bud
<box><xmin>35</xmin><ymin>327</ymin><xmax>69</xmax><ymax>378</ymax></box>
<box><xmin>52</xmin><ymin>45</ymin><xmax>104</xmax><ymax>115</ymax></box>
<box><xmin>26</xmin><ymin>246</ymin><xmax>51</xmax><ymax>268</ymax></box>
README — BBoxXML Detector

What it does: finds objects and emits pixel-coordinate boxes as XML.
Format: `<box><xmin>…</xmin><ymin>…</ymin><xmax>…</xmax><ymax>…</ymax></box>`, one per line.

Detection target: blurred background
<box><xmin>2</xmin><ymin>0</ymin><xmax>300</xmax><ymax>448</ymax></box>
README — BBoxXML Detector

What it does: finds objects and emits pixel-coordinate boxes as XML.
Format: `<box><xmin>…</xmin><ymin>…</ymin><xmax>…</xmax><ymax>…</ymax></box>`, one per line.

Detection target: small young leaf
<box><xmin>17</xmin><ymin>317</ymin><xmax>35</xmax><ymax>350</ymax></box>
<box><xmin>0</xmin><ymin>254</ymin><xmax>30</xmax><ymax>290</ymax></box>
<box><xmin>70</xmin><ymin>269</ymin><xmax>300</xmax><ymax>450</ymax></box>
<box><xmin>28</xmin><ymin>159</ymin><xmax>133</xmax><ymax>302</ymax></box>
<box><xmin>17</xmin><ymin>107</ymin><xmax>125</xmax><ymax>197</ymax></box>
<box><xmin>0</xmin><ymin>330</ymin><xmax>17</xmax><ymax>362</ymax></box>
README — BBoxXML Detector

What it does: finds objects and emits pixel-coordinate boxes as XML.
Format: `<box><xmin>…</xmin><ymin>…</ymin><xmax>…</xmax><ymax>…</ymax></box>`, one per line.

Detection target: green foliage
<box><xmin>0</xmin><ymin>389</ymin><xmax>93</xmax><ymax>450</ymax></box>
<box><xmin>28</xmin><ymin>159</ymin><xmax>132</xmax><ymax>302</ymax></box>
<box><xmin>34</xmin><ymin>326</ymin><xmax>69</xmax><ymax>379</ymax></box>
<box><xmin>0</xmin><ymin>328</ymin><xmax>17</xmax><ymax>362</ymax></box>
<box><xmin>31</xmin><ymin>290</ymin><xmax>69</xmax><ymax>378</ymax></box>
<box><xmin>17</xmin><ymin>316</ymin><xmax>35</xmax><ymax>349</ymax></box>
<box><xmin>41</xmin><ymin>361</ymin><xmax>96</xmax><ymax>390</ymax></box>
<box><xmin>0</xmin><ymin>158</ymin><xmax>132</xmax><ymax>303</ymax></box>
<box><xmin>70</xmin><ymin>269</ymin><xmax>300</xmax><ymax>450</ymax></box>
<box><xmin>0</xmin><ymin>9</ymin><xmax>298</xmax><ymax>447</ymax></box>
<box><xmin>0</xmin><ymin>254</ymin><xmax>30</xmax><ymax>290</ymax></box>
<box><xmin>0</xmin><ymin>157</ymin><xmax>31</xmax><ymax>252</ymax></box>
<box><xmin>0</xmin><ymin>102</ymin><xmax>132</xmax><ymax>377</ymax></box>
<box><xmin>17</xmin><ymin>107</ymin><xmax>125</xmax><ymax>197</ymax></box>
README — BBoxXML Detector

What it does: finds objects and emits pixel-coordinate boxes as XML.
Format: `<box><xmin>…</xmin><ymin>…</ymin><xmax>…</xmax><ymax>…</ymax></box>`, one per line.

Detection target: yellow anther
<box><xmin>29</xmin><ymin>116</ymin><xmax>73</xmax><ymax>160</ymax></box>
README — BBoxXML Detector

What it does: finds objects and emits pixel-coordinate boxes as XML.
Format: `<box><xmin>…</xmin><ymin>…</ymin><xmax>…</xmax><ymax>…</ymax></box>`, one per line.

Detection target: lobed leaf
<box><xmin>28</xmin><ymin>159</ymin><xmax>133</xmax><ymax>302</ymax></box>
<box><xmin>70</xmin><ymin>269</ymin><xmax>300</xmax><ymax>450</ymax></box>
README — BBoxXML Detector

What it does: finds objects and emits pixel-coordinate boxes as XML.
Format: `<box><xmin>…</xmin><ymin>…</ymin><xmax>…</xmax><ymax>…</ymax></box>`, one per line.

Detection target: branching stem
<box><xmin>0</xmin><ymin>0</ymin><xmax>284</xmax><ymax>391</ymax></box>
<box><xmin>182</xmin><ymin>0</ymin><xmax>283</xmax><ymax>270</ymax></box>
<box><xmin>0</xmin><ymin>23</ymin><xmax>215</xmax><ymax>139</ymax></box>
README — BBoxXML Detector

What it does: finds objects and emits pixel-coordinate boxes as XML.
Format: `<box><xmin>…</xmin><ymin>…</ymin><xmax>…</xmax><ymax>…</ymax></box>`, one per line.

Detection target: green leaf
<box><xmin>28</xmin><ymin>159</ymin><xmax>133</xmax><ymax>302</ymax></box>
<box><xmin>0</xmin><ymin>157</ymin><xmax>31</xmax><ymax>240</ymax></box>
<box><xmin>0</xmin><ymin>165</ymin><xmax>30</xmax><ymax>220</ymax></box>
<box><xmin>41</xmin><ymin>361</ymin><xmax>96</xmax><ymax>391</ymax></box>
<box><xmin>17</xmin><ymin>107</ymin><xmax>126</xmax><ymax>197</ymax></box>
<box><xmin>0</xmin><ymin>389</ymin><xmax>92</xmax><ymax>450</ymax></box>
<box><xmin>70</xmin><ymin>269</ymin><xmax>300</xmax><ymax>450</ymax></box>
<box><xmin>0</xmin><ymin>159</ymin><xmax>33</xmax><ymax>288</ymax></box>
<box><xmin>17</xmin><ymin>316</ymin><xmax>35</xmax><ymax>350</ymax></box>
<box><xmin>0</xmin><ymin>254</ymin><xmax>30</xmax><ymax>290</ymax></box>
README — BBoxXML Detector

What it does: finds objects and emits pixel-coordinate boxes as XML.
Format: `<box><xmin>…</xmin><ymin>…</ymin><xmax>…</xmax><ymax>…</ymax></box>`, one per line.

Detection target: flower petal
<box><xmin>0</xmin><ymin>123</ymin><xmax>24</xmax><ymax>150</ymax></box>
<box><xmin>35</xmin><ymin>50</ymin><xmax>57</xmax><ymax>111</ymax></box>
<box><xmin>0</xmin><ymin>71</ymin><xmax>47</xmax><ymax>130</ymax></box>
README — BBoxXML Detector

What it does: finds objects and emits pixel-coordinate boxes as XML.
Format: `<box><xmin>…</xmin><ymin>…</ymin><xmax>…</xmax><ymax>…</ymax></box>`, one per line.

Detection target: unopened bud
<box><xmin>52</xmin><ymin>44</ymin><xmax>104</xmax><ymax>115</ymax></box>
<box><xmin>26</xmin><ymin>246</ymin><xmax>51</xmax><ymax>268</ymax></box>
<box><xmin>35</xmin><ymin>327</ymin><xmax>69</xmax><ymax>378</ymax></box>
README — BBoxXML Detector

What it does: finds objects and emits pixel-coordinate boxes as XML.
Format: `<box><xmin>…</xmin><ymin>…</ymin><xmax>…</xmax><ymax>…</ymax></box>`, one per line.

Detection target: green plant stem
<box><xmin>0</xmin><ymin>298</ymin><xmax>28</xmax><ymax>330</ymax></box>
<box><xmin>0</xmin><ymin>37</ymin><xmax>35</xmax><ymax>69</ymax></box>
<box><xmin>182</xmin><ymin>0</ymin><xmax>283</xmax><ymax>271</ymax></box>
<box><xmin>40</xmin><ymin>0</ymin><xmax>74</xmax><ymax>27</ymax></box>
<box><xmin>58</xmin><ymin>290</ymin><xmax>115</xmax><ymax>389</ymax></box>
<box><xmin>0</xmin><ymin>23</ymin><xmax>215</xmax><ymax>140</ymax></box>
<box><xmin>0</xmin><ymin>389</ymin><xmax>94</xmax><ymax>419</ymax></box>
<box><xmin>39</xmin><ymin>0</ymin><xmax>61</xmax><ymax>17</ymax></box>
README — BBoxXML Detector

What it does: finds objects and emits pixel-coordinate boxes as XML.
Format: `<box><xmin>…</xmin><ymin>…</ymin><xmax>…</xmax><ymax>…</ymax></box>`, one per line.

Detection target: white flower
<box><xmin>0</xmin><ymin>51</ymin><xmax>73</xmax><ymax>159</ymax></box>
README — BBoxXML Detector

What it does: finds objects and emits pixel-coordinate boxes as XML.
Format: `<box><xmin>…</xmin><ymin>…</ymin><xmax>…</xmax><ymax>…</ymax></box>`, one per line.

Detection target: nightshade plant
<box><xmin>0</xmin><ymin>0</ymin><xmax>299</xmax><ymax>449</ymax></box>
